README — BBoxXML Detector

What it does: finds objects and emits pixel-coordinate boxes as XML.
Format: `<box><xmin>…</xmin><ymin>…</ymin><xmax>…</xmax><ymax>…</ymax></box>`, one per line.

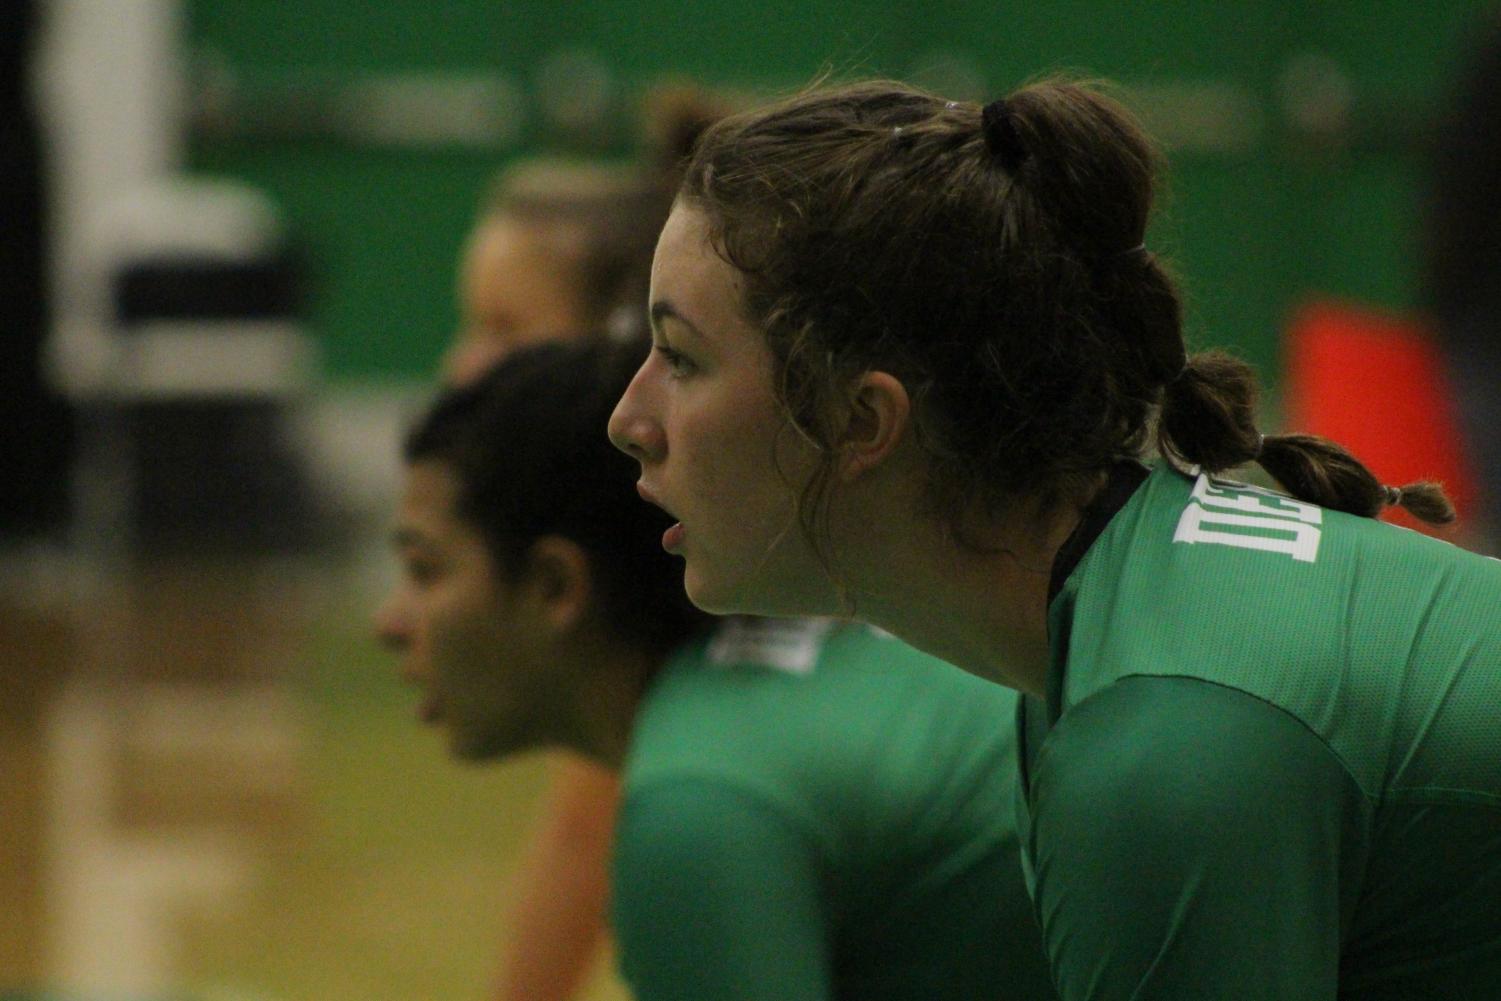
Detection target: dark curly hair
<box><xmin>406</xmin><ymin>339</ymin><xmax>707</xmax><ymax>658</ymax></box>
<box><xmin>678</xmin><ymin>76</ymin><xmax>1452</xmax><ymax>549</ymax></box>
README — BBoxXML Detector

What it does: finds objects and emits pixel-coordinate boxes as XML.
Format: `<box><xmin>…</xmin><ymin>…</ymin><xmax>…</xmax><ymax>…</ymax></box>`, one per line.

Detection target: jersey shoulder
<box><xmin>1054</xmin><ymin>465</ymin><xmax>1501</xmax><ymax>802</ymax></box>
<box><xmin>1027</xmin><ymin>675</ymin><xmax>1368</xmax><ymax>1001</ymax></box>
<box><xmin>625</xmin><ymin>618</ymin><xmax>1021</xmax><ymax>856</ymax></box>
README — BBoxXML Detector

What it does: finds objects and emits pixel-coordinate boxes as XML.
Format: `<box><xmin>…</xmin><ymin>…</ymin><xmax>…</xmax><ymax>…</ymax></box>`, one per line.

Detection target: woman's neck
<box><xmin>557</xmin><ymin>630</ymin><xmax>660</xmax><ymax>769</ymax></box>
<box><xmin>839</xmin><ymin>496</ymin><xmax>1089</xmax><ymax>699</ymax></box>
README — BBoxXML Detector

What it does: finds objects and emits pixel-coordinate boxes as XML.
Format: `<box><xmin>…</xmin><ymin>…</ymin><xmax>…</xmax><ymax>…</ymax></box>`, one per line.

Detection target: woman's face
<box><xmin>443</xmin><ymin>213</ymin><xmax>592</xmax><ymax>385</ymax></box>
<box><xmin>608</xmin><ymin>204</ymin><xmax>836</xmax><ymax>616</ymax></box>
<box><xmin>373</xmin><ymin>460</ymin><xmax>567</xmax><ymax>760</ymax></box>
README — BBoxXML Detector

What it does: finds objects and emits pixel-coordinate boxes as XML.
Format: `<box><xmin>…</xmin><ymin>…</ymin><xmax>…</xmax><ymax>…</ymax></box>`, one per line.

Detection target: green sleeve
<box><xmin>612</xmin><ymin>776</ymin><xmax>833</xmax><ymax>1001</ymax></box>
<box><xmin>1029</xmin><ymin>676</ymin><xmax>1370</xmax><ymax>1001</ymax></box>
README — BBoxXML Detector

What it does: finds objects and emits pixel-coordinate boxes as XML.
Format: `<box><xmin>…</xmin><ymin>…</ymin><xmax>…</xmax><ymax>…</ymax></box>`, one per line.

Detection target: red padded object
<box><xmin>1283</xmin><ymin>300</ymin><xmax>1477</xmax><ymax>535</ymax></box>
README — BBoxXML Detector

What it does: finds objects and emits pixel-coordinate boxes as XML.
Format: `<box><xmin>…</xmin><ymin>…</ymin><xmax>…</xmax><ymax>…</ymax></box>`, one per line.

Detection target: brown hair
<box><xmin>679</xmin><ymin>77</ymin><xmax>1453</xmax><ymax>544</ymax></box>
<box><xmin>481</xmin><ymin>86</ymin><xmax>735</xmax><ymax>341</ymax></box>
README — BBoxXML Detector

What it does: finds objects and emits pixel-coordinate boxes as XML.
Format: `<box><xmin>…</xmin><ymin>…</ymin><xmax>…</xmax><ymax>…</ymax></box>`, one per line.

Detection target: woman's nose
<box><xmin>372</xmin><ymin>591</ymin><xmax>412</xmax><ymax>651</ymax></box>
<box><xmin>608</xmin><ymin>372</ymin><xmax>666</xmax><ymax>463</ymax></box>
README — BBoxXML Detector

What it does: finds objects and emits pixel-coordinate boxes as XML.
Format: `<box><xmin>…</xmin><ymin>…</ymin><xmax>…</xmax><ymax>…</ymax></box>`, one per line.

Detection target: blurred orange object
<box><xmin>1283</xmin><ymin>300</ymin><xmax>1478</xmax><ymax>535</ymax></box>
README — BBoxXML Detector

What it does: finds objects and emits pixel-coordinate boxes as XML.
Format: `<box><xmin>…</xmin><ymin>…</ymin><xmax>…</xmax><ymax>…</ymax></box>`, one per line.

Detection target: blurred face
<box><xmin>373</xmin><ymin>460</ymin><xmax>564</xmax><ymax>760</ymax></box>
<box><xmin>607</xmin><ymin>204</ymin><xmax>834</xmax><ymax>616</ymax></box>
<box><xmin>442</xmin><ymin>213</ymin><xmax>592</xmax><ymax>385</ymax></box>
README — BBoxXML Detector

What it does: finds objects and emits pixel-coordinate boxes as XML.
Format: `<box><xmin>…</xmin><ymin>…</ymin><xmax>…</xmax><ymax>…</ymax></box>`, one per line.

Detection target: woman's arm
<box><xmin>494</xmin><ymin>753</ymin><xmax>621</xmax><ymax>1001</ymax></box>
<box><xmin>1029</xmin><ymin>676</ymin><xmax>1370</xmax><ymax>1001</ymax></box>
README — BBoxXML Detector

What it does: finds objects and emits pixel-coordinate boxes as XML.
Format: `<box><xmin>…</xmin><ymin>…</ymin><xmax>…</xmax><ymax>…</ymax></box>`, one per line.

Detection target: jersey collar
<box><xmin>1047</xmin><ymin>459</ymin><xmax>1151</xmax><ymax>607</ymax></box>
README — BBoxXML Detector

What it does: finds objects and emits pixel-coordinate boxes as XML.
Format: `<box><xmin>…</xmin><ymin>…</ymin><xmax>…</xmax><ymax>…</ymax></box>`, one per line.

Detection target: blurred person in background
<box><xmin>374</xmin><ymin>338</ymin><xmax>1057</xmax><ymax>1001</ymax></box>
<box><xmin>2</xmin><ymin>0</ymin><xmax>72</xmax><ymax>540</ymax></box>
<box><xmin>442</xmin><ymin>159</ymin><xmax>653</xmax><ymax>384</ymax></box>
<box><xmin>442</xmin><ymin>85</ymin><xmax>717</xmax><ymax>385</ymax></box>
<box><xmin>437</xmin><ymin>88</ymin><xmax>724</xmax><ymax>1000</ymax></box>
<box><xmin>1423</xmin><ymin>6</ymin><xmax>1501</xmax><ymax>553</ymax></box>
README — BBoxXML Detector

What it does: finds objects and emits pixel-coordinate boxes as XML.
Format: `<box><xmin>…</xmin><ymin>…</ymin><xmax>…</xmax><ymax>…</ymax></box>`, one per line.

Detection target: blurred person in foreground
<box><xmin>374</xmin><ymin>338</ymin><xmax>1057</xmax><ymax>1000</ymax></box>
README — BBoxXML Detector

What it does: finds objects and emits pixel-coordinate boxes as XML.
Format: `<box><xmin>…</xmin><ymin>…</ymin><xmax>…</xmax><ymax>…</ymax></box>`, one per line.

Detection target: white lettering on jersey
<box><xmin>1173</xmin><ymin>473</ymin><xmax>1323</xmax><ymax>562</ymax></box>
<box><xmin>1188</xmin><ymin>473</ymin><xmax>1324</xmax><ymax>523</ymax></box>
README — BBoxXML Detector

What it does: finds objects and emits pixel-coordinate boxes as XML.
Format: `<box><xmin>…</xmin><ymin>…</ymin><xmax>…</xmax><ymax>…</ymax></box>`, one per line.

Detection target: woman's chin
<box><xmin>682</xmin><ymin>571</ymin><xmax>731</xmax><ymax>615</ymax></box>
<box><xmin>684</xmin><ymin>565</ymin><xmax>824</xmax><ymax>620</ymax></box>
<box><xmin>682</xmin><ymin>564</ymin><xmax>754</xmax><ymax>616</ymax></box>
<box><xmin>447</xmin><ymin>722</ymin><xmax>519</xmax><ymax>763</ymax></box>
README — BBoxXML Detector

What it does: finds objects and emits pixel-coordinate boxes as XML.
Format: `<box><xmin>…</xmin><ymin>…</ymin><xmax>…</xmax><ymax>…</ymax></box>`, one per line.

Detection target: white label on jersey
<box><xmin>705</xmin><ymin>617</ymin><xmax>834</xmax><ymax>675</ymax></box>
<box><xmin>1173</xmin><ymin>473</ymin><xmax>1323</xmax><ymax>562</ymax></box>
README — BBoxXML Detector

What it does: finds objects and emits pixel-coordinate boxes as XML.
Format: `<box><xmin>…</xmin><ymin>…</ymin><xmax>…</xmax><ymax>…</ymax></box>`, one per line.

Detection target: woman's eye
<box><xmin>654</xmin><ymin>343</ymin><xmax>696</xmax><ymax>377</ymax></box>
<box><xmin>404</xmin><ymin>559</ymin><xmax>439</xmax><ymax>586</ymax></box>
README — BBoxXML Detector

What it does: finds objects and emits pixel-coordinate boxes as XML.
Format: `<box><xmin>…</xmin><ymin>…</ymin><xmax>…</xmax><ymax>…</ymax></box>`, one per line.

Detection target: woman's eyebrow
<box><xmin>391</xmin><ymin>526</ymin><xmax>429</xmax><ymax>550</ymax></box>
<box><xmin>650</xmin><ymin>300</ymin><xmax>707</xmax><ymax>342</ymax></box>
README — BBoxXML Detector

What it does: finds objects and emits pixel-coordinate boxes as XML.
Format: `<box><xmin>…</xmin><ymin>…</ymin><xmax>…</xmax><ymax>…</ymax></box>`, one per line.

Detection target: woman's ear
<box><xmin>520</xmin><ymin>536</ymin><xmax>595</xmax><ymax>632</ymax></box>
<box><xmin>836</xmin><ymin>371</ymin><xmax>910</xmax><ymax>481</ymax></box>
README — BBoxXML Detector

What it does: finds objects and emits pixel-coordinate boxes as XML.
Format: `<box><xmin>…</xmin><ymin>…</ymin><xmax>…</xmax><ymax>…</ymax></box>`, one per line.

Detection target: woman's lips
<box><xmin>637</xmin><ymin>482</ymin><xmax>685</xmax><ymax>553</ymax></box>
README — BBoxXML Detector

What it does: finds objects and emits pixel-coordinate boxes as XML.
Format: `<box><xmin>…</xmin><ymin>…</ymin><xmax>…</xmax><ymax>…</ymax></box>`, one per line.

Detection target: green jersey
<box><xmin>1019</xmin><ymin>462</ymin><xmax>1501</xmax><ymax>1000</ymax></box>
<box><xmin>614</xmin><ymin>618</ymin><xmax>1057</xmax><ymax>1001</ymax></box>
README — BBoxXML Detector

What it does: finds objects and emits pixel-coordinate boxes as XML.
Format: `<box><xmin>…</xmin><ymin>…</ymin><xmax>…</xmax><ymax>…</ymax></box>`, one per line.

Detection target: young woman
<box><xmin>375</xmin><ymin>339</ymin><xmax>1057</xmax><ymax>1001</ymax></box>
<box><xmin>608</xmin><ymin>79</ymin><xmax>1501</xmax><ymax>999</ymax></box>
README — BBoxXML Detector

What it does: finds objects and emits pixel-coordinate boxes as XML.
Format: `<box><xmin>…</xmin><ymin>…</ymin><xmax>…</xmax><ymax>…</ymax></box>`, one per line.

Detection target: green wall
<box><xmin>185</xmin><ymin>1</ymin><xmax>1494</xmax><ymax>384</ymax></box>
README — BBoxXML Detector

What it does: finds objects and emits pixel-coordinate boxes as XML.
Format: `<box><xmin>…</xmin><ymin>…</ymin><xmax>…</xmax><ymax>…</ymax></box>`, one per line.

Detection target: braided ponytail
<box><xmin>1258</xmin><ymin>434</ymin><xmax>1455</xmax><ymax>523</ymax></box>
<box><xmin>1158</xmin><ymin>352</ymin><xmax>1456</xmax><ymax>525</ymax></box>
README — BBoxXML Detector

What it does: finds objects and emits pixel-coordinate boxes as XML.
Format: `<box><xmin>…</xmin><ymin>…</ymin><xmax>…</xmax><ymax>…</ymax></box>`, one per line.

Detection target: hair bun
<box><xmin>981</xmin><ymin>99</ymin><xmax>1029</xmax><ymax>171</ymax></box>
